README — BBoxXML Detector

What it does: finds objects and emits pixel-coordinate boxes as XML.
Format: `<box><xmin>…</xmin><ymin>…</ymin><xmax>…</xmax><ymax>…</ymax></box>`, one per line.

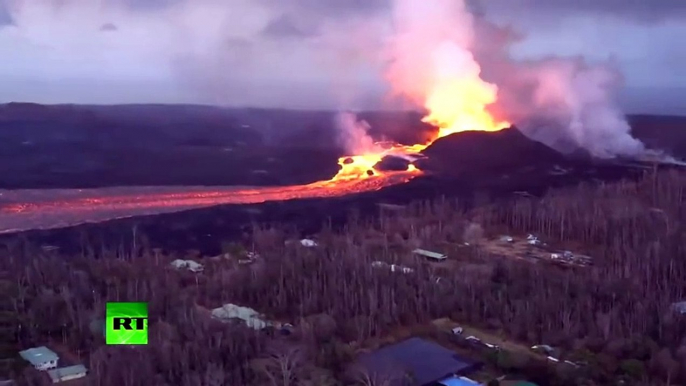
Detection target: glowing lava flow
<box><xmin>326</xmin><ymin>45</ymin><xmax>510</xmax><ymax>184</ymax></box>
<box><xmin>0</xmin><ymin>54</ymin><xmax>507</xmax><ymax>234</ymax></box>
<box><xmin>0</xmin><ymin>0</ymin><xmax>510</xmax><ymax>234</ymax></box>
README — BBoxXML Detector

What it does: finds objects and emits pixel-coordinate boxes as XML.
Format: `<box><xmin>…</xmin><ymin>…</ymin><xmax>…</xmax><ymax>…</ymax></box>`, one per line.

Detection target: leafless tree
<box><xmin>251</xmin><ymin>343</ymin><xmax>306</xmax><ymax>386</ymax></box>
<box><xmin>462</xmin><ymin>222</ymin><xmax>484</xmax><ymax>245</ymax></box>
<box><xmin>5</xmin><ymin>171</ymin><xmax>686</xmax><ymax>385</ymax></box>
<box><xmin>347</xmin><ymin>363</ymin><xmax>405</xmax><ymax>386</ymax></box>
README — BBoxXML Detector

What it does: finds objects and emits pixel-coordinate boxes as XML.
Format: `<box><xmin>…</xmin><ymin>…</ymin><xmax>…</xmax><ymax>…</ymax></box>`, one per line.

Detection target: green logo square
<box><xmin>105</xmin><ymin>302</ymin><xmax>148</xmax><ymax>345</ymax></box>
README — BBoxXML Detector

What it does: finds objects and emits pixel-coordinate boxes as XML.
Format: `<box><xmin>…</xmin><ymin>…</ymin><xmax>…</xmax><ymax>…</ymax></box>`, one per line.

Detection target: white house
<box><xmin>499</xmin><ymin>235</ymin><xmax>514</xmax><ymax>243</ymax></box>
<box><xmin>170</xmin><ymin>259</ymin><xmax>204</xmax><ymax>273</ymax></box>
<box><xmin>211</xmin><ymin>303</ymin><xmax>271</xmax><ymax>330</ymax></box>
<box><xmin>47</xmin><ymin>365</ymin><xmax>88</xmax><ymax>383</ymax></box>
<box><xmin>526</xmin><ymin>234</ymin><xmax>541</xmax><ymax>245</ymax></box>
<box><xmin>19</xmin><ymin>346</ymin><xmax>59</xmax><ymax>371</ymax></box>
<box><xmin>389</xmin><ymin>264</ymin><xmax>414</xmax><ymax>274</ymax></box>
<box><xmin>412</xmin><ymin>248</ymin><xmax>447</xmax><ymax>261</ymax></box>
<box><xmin>299</xmin><ymin>239</ymin><xmax>318</xmax><ymax>247</ymax></box>
<box><xmin>671</xmin><ymin>301</ymin><xmax>686</xmax><ymax>315</ymax></box>
<box><xmin>371</xmin><ymin>261</ymin><xmax>414</xmax><ymax>274</ymax></box>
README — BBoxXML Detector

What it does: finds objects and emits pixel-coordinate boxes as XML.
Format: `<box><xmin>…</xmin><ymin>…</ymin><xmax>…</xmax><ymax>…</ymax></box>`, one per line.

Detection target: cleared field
<box><xmin>479</xmin><ymin>236</ymin><xmax>592</xmax><ymax>268</ymax></box>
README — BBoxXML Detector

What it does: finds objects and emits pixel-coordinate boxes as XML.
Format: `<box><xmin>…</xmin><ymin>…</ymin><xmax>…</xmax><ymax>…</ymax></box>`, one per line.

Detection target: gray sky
<box><xmin>0</xmin><ymin>0</ymin><xmax>684</xmax><ymax>114</ymax></box>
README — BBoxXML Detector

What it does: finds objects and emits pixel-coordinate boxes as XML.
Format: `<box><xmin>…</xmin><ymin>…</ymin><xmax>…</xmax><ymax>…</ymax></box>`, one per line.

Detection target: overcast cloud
<box><xmin>0</xmin><ymin>0</ymin><xmax>684</xmax><ymax>114</ymax></box>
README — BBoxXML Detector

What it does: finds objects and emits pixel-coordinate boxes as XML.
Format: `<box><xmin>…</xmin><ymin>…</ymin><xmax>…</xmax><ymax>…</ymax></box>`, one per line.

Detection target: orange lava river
<box><xmin>0</xmin><ymin>17</ymin><xmax>515</xmax><ymax>234</ymax></box>
<box><xmin>0</xmin><ymin>165</ymin><xmax>421</xmax><ymax>234</ymax></box>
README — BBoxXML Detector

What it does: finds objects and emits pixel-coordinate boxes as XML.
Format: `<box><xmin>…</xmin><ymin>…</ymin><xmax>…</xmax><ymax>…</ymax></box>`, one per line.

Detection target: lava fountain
<box><xmin>0</xmin><ymin>0</ymin><xmax>509</xmax><ymax>233</ymax></box>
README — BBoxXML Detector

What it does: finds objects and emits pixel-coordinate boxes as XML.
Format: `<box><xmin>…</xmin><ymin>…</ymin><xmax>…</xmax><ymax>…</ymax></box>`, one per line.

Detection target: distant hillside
<box><xmin>0</xmin><ymin>103</ymin><xmax>682</xmax><ymax>188</ymax></box>
<box><xmin>416</xmin><ymin>126</ymin><xmax>569</xmax><ymax>176</ymax></box>
<box><xmin>627</xmin><ymin>114</ymin><xmax>686</xmax><ymax>158</ymax></box>
<box><xmin>0</xmin><ymin>102</ymin><xmax>262</xmax><ymax>149</ymax></box>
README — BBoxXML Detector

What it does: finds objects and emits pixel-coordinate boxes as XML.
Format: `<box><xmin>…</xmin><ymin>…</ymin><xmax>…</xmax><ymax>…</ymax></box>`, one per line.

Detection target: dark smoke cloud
<box><xmin>478</xmin><ymin>0</ymin><xmax>686</xmax><ymax>24</ymax></box>
<box><xmin>256</xmin><ymin>0</ymin><xmax>389</xmax><ymax>19</ymax></box>
<box><xmin>0</xmin><ymin>0</ymin><xmax>683</xmax><ymax>118</ymax></box>
<box><xmin>99</xmin><ymin>23</ymin><xmax>118</xmax><ymax>32</ymax></box>
<box><xmin>261</xmin><ymin>14</ymin><xmax>319</xmax><ymax>39</ymax></box>
<box><xmin>257</xmin><ymin>0</ymin><xmax>686</xmax><ymax>26</ymax></box>
<box><xmin>0</xmin><ymin>2</ymin><xmax>12</xmax><ymax>26</ymax></box>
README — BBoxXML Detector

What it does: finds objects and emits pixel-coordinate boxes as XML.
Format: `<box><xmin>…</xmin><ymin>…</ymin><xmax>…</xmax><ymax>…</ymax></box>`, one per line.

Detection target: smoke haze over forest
<box><xmin>0</xmin><ymin>0</ymin><xmax>683</xmax><ymax>115</ymax></box>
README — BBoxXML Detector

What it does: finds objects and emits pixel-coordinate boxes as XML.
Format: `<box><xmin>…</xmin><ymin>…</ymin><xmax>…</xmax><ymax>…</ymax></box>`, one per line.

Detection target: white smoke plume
<box><xmin>494</xmin><ymin>58</ymin><xmax>645</xmax><ymax>158</ymax></box>
<box><xmin>385</xmin><ymin>0</ymin><xmax>477</xmax><ymax>104</ymax></box>
<box><xmin>496</xmin><ymin>58</ymin><xmax>646</xmax><ymax>158</ymax></box>
<box><xmin>385</xmin><ymin>0</ymin><xmax>647</xmax><ymax>159</ymax></box>
<box><xmin>0</xmin><ymin>0</ymin><xmax>658</xmax><ymax>160</ymax></box>
<box><xmin>334</xmin><ymin>111</ymin><xmax>381</xmax><ymax>155</ymax></box>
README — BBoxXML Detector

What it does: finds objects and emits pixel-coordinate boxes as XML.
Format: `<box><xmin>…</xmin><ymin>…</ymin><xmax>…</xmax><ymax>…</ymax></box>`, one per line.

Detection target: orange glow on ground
<box><xmin>0</xmin><ymin>30</ymin><xmax>511</xmax><ymax>233</ymax></box>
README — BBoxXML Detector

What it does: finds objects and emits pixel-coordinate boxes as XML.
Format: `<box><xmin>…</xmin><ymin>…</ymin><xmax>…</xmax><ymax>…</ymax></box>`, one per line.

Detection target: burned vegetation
<box><xmin>2</xmin><ymin>171</ymin><xmax>686</xmax><ymax>386</ymax></box>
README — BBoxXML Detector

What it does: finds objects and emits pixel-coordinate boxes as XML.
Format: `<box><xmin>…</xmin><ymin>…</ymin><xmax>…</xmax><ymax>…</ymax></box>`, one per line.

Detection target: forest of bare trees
<box><xmin>2</xmin><ymin>170</ymin><xmax>686</xmax><ymax>386</ymax></box>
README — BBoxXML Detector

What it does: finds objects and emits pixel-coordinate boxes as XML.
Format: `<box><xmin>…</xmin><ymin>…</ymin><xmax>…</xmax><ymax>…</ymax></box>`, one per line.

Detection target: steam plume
<box><xmin>385</xmin><ymin>0</ymin><xmax>647</xmax><ymax>159</ymax></box>
<box><xmin>334</xmin><ymin>111</ymin><xmax>380</xmax><ymax>155</ymax></box>
<box><xmin>495</xmin><ymin>58</ymin><xmax>646</xmax><ymax>158</ymax></box>
<box><xmin>385</xmin><ymin>0</ymin><xmax>478</xmax><ymax>105</ymax></box>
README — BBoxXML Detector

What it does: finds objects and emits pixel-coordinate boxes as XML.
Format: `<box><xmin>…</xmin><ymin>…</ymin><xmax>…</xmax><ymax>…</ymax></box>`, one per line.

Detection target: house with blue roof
<box><xmin>436</xmin><ymin>376</ymin><xmax>480</xmax><ymax>386</ymax></box>
<box><xmin>355</xmin><ymin>337</ymin><xmax>482</xmax><ymax>386</ymax></box>
<box><xmin>19</xmin><ymin>346</ymin><xmax>59</xmax><ymax>371</ymax></box>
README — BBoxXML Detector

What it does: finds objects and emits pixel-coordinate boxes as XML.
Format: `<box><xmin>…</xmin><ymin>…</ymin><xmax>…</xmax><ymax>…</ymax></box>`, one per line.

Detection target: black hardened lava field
<box><xmin>3</xmin><ymin>1</ymin><xmax>686</xmax><ymax>384</ymax></box>
<box><xmin>2</xmin><ymin>103</ymin><xmax>686</xmax><ymax>386</ymax></box>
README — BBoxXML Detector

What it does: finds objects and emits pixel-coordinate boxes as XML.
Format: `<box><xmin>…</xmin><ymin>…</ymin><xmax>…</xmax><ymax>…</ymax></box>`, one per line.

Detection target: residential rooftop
<box><xmin>170</xmin><ymin>259</ymin><xmax>204</xmax><ymax>272</ymax></box>
<box><xmin>438</xmin><ymin>376</ymin><xmax>479</xmax><ymax>386</ymax></box>
<box><xmin>671</xmin><ymin>301</ymin><xmax>686</xmax><ymax>314</ymax></box>
<box><xmin>413</xmin><ymin>249</ymin><xmax>447</xmax><ymax>260</ymax></box>
<box><xmin>211</xmin><ymin>303</ymin><xmax>271</xmax><ymax>330</ymax></box>
<box><xmin>47</xmin><ymin>364</ymin><xmax>88</xmax><ymax>382</ymax></box>
<box><xmin>19</xmin><ymin>346</ymin><xmax>58</xmax><ymax>365</ymax></box>
<box><xmin>356</xmin><ymin>337</ymin><xmax>481</xmax><ymax>386</ymax></box>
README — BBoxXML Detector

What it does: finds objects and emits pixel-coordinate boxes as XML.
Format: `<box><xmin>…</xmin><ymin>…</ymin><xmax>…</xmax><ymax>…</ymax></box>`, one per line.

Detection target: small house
<box><xmin>437</xmin><ymin>376</ymin><xmax>479</xmax><ymax>386</ymax></box>
<box><xmin>371</xmin><ymin>261</ymin><xmax>414</xmax><ymax>274</ymax></box>
<box><xmin>170</xmin><ymin>259</ymin><xmax>204</xmax><ymax>273</ymax></box>
<box><xmin>47</xmin><ymin>364</ymin><xmax>88</xmax><ymax>383</ymax></box>
<box><xmin>465</xmin><ymin>336</ymin><xmax>481</xmax><ymax>346</ymax></box>
<box><xmin>355</xmin><ymin>337</ymin><xmax>482</xmax><ymax>386</ymax></box>
<box><xmin>211</xmin><ymin>303</ymin><xmax>271</xmax><ymax>330</ymax></box>
<box><xmin>671</xmin><ymin>301</ymin><xmax>686</xmax><ymax>315</ymax></box>
<box><xmin>300</xmin><ymin>239</ymin><xmax>318</xmax><ymax>247</ymax></box>
<box><xmin>19</xmin><ymin>346</ymin><xmax>59</xmax><ymax>371</ymax></box>
<box><xmin>278</xmin><ymin>323</ymin><xmax>294</xmax><ymax>335</ymax></box>
<box><xmin>483</xmin><ymin>342</ymin><xmax>500</xmax><ymax>351</ymax></box>
<box><xmin>413</xmin><ymin>249</ymin><xmax>447</xmax><ymax>261</ymax></box>
<box><xmin>526</xmin><ymin>234</ymin><xmax>541</xmax><ymax>245</ymax></box>
<box><xmin>390</xmin><ymin>264</ymin><xmax>415</xmax><ymax>274</ymax></box>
